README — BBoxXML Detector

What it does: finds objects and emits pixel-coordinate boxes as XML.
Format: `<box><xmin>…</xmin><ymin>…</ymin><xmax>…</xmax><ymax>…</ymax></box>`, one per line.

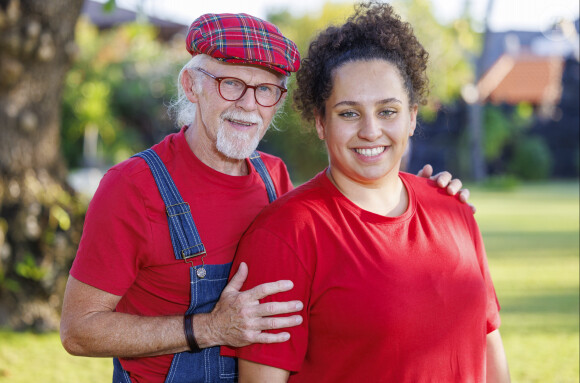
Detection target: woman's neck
<box><xmin>326</xmin><ymin>168</ymin><xmax>408</xmax><ymax>217</ymax></box>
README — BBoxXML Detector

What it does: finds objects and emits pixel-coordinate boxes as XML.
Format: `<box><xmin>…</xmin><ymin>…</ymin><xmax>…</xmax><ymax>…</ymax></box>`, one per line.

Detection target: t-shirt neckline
<box><xmin>318</xmin><ymin>169</ymin><xmax>416</xmax><ymax>224</ymax></box>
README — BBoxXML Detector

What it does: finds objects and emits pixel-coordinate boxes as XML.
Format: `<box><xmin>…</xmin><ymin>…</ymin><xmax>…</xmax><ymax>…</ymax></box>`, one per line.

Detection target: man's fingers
<box><xmin>458</xmin><ymin>189</ymin><xmax>475</xmax><ymax>212</ymax></box>
<box><xmin>253</xmin><ymin>331</ymin><xmax>291</xmax><ymax>344</ymax></box>
<box><xmin>431</xmin><ymin>171</ymin><xmax>452</xmax><ymax>186</ymax></box>
<box><xmin>254</xmin><ymin>300</ymin><xmax>303</xmax><ymax>317</ymax></box>
<box><xmin>246</xmin><ymin>280</ymin><xmax>295</xmax><ymax>300</ymax></box>
<box><xmin>444</xmin><ymin>179</ymin><xmax>463</xmax><ymax>195</ymax></box>
<box><xmin>255</xmin><ymin>314</ymin><xmax>303</xmax><ymax>332</ymax></box>
<box><xmin>417</xmin><ymin>164</ymin><xmax>433</xmax><ymax>178</ymax></box>
<box><xmin>458</xmin><ymin>188</ymin><xmax>470</xmax><ymax>202</ymax></box>
<box><xmin>222</xmin><ymin>262</ymin><xmax>248</xmax><ymax>293</ymax></box>
<box><xmin>468</xmin><ymin>202</ymin><xmax>476</xmax><ymax>214</ymax></box>
<box><xmin>248</xmin><ymin>315</ymin><xmax>303</xmax><ymax>343</ymax></box>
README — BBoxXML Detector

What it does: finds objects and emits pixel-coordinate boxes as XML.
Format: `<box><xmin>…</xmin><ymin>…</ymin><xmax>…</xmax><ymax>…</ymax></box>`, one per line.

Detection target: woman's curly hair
<box><xmin>293</xmin><ymin>1</ymin><xmax>429</xmax><ymax>123</ymax></box>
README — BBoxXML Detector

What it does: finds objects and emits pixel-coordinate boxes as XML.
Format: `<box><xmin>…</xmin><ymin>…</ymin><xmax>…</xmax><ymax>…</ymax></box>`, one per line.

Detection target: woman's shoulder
<box><xmin>400</xmin><ymin>172</ymin><xmax>472</xmax><ymax>213</ymax></box>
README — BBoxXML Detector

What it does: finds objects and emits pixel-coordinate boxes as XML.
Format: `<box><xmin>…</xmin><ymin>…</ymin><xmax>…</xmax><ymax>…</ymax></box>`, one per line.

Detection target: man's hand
<box><xmin>417</xmin><ymin>164</ymin><xmax>476</xmax><ymax>213</ymax></box>
<box><xmin>199</xmin><ymin>262</ymin><xmax>303</xmax><ymax>348</ymax></box>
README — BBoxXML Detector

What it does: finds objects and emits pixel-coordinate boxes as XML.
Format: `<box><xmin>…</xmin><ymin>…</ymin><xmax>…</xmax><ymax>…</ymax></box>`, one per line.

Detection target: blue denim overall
<box><xmin>112</xmin><ymin>149</ymin><xmax>277</xmax><ymax>383</ymax></box>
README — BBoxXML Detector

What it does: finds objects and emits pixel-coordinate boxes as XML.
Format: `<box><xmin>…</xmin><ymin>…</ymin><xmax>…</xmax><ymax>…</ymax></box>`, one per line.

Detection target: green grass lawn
<box><xmin>471</xmin><ymin>181</ymin><xmax>579</xmax><ymax>383</ymax></box>
<box><xmin>1</xmin><ymin>181</ymin><xmax>578</xmax><ymax>382</ymax></box>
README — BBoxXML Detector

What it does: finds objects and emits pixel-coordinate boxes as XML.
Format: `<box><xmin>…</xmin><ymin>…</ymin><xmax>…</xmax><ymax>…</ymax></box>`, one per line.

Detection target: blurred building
<box><xmin>478</xmin><ymin>20</ymin><xmax>579</xmax><ymax>178</ymax></box>
<box><xmin>409</xmin><ymin>19</ymin><xmax>580</xmax><ymax>179</ymax></box>
<box><xmin>81</xmin><ymin>0</ymin><xmax>188</xmax><ymax>40</ymax></box>
<box><xmin>477</xmin><ymin>19</ymin><xmax>579</xmax><ymax>119</ymax></box>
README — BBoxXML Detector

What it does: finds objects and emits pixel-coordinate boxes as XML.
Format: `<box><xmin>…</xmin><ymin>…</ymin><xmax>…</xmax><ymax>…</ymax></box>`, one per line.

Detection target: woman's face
<box><xmin>316</xmin><ymin>59</ymin><xmax>418</xmax><ymax>186</ymax></box>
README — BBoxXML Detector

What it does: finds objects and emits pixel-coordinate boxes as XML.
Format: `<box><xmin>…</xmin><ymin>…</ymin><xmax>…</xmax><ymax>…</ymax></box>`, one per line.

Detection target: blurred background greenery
<box><xmin>0</xmin><ymin>0</ymin><xmax>578</xmax><ymax>381</ymax></box>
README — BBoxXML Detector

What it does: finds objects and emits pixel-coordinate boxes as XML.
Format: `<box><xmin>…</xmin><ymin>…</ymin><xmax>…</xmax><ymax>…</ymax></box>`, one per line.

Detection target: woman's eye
<box><xmin>380</xmin><ymin>110</ymin><xmax>396</xmax><ymax>117</ymax></box>
<box><xmin>339</xmin><ymin>111</ymin><xmax>358</xmax><ymax>118</ymax></box>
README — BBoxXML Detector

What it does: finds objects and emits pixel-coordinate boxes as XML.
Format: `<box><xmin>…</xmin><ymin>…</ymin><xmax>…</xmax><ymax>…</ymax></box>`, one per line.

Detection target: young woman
<box><xmin>223</xmin><ymin>2</ymin><xmax>510</xmax><ymax>382</ymax></box>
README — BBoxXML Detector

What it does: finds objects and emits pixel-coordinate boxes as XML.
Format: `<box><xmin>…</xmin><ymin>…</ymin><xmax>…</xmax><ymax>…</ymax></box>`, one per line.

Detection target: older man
<box><xmin>60</xmin><ymin>12</ymin><xmax>467</xmax><ymax>383</ymax></box>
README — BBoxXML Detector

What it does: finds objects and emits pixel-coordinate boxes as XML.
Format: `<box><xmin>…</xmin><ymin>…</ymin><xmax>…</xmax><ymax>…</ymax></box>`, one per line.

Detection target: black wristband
<box><xmin>183</xmin><ymin>313</ymin><xmax>201</xmax><ymax>353</ymax></box>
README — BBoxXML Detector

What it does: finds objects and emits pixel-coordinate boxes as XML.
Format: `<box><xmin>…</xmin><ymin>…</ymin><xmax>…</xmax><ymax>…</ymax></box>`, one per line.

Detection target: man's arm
<box><xmin>239</xmin><ymin>359</ymin><xmax>290</xmax><ymax>383</ymax></box>
<box><xmin>60</xmin><ymin>262</ymin><xmax>303</xmax><ymax>357</ymax></box>
<box><xmin>486</xmin><ymin>329</ymin><xmax>511</xmax><ymax>383</ymax></box>
<box><xmin>417</xmin><ymin>164</ymin><xmax>475</xmax><ymax>213</ymax></box>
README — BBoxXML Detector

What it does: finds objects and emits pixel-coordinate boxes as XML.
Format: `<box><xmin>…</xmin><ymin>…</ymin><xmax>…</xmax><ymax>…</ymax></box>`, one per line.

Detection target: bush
<box><xmin>509</xmin><ymin>136</ymin><xmax>553</xmax><ymax>180</ymax></box>
<box><xmin>482</xmin><ymin>174</ymin><xmax>521</xmax><ymax>191</ymax></box>
<box><xmin>483</xmin><ymin>106</ymin><xmax>512</xmax><ymax>161</ymax></box>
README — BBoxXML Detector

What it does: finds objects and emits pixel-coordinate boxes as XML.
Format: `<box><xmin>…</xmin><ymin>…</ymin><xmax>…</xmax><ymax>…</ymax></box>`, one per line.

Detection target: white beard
<box><xmin>216</xmin><ymin>110</ymin><xmax>265</xmax><ymax>159</ymax></box>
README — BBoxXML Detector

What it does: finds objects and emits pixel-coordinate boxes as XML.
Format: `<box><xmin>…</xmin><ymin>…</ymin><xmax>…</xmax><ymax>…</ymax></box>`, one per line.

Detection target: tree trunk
<box><xmin>466</xmin><ymin>0</ymin><xmax>495</xmax><ymax>182</ymax></box>
<box><xmin>0</xmin><ymin>0</ymin><xmax>84</xmax><ymax>331</ymax></box>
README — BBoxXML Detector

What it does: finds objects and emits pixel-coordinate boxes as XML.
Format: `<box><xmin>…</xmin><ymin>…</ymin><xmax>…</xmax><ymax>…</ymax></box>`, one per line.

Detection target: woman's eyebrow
<box><xmin>333</xmin><ymin>98</ymin><xmax>402</xmax><ymax>108</ymax></box>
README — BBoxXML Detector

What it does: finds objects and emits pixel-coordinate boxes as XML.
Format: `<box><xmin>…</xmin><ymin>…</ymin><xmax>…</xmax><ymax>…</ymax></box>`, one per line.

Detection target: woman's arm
<box><xmin>486</xmin><ymin>329</ymin><xmax>511</xmax><ymax>383</ymax></box>
<box><xmin>239</xmin><ymin>359</ymin><xmax>290</xmax><ymax>383</ymax></box>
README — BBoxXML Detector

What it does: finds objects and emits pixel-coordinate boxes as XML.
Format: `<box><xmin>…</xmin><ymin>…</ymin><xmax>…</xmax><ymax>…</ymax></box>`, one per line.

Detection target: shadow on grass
<box><xmin>500</xmin><ymin>291</ymin><xmax>579</xmax><ymax>333</ymax></box>
<box><xmin>483</xmin><ymin>230</ymin><xmax>579</xmax><ymax>256</ymax></box>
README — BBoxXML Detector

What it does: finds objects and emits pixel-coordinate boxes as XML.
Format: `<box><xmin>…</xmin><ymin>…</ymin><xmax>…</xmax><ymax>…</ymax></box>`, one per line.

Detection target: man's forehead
<box><xmin>204</xmin><ymin>58</ymin><xmax>286</xmax><ymax>84</ymax></box>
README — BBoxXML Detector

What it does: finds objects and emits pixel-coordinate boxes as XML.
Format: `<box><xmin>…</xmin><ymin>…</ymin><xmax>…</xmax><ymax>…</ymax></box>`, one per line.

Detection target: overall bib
<box><xmin>112</xmin><ymin>149</ymin><xmax>277</xmax><ymax>383</ymax></box>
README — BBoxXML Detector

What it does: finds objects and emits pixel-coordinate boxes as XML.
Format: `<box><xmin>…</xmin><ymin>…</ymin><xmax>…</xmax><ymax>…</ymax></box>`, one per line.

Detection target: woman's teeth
<box><xmin>354</xmin><ymin>147</ymin><xmax>386</xmax><ymax>156</ymax></box>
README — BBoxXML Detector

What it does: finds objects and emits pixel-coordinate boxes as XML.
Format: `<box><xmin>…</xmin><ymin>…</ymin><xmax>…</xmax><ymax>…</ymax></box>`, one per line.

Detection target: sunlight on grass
<box><xmin>0</xmin><ymin>181</ymin><xmax>578</xmax><ymax>382</ymax></box>
<box><xmin>470</xmin><ymin>181</ymin><xmax>579</xmax><ymax>383</ymax></box>
<box><xmin>0</xmin><ymin>330</ymin><xmax>111</xmax><ymax>383</ymax></box>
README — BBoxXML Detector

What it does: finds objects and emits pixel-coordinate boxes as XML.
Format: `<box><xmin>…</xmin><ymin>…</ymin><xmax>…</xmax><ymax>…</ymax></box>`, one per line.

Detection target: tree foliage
<box><xmin>393</xmin><ymin>0</ymin><xmax>479</xmax><ymax>118</ymax></box>
<box><xmin>483</xmin><ymin>103</ymin><xmax>553</xmax><ymax>180</ymax></box>
<box><xmin>263</xmin><ymin>0</ymin><xmax>479</xmax><ymax>182</ymax></box>
<box><xmin>61</xmin><ymin>18</ymin><xmax>187</xmax><ymax>169</ymax></box>
<box><xmin>58</xmin><ymin>1</ymin><xmax>480</xmax><ymax>185</ymax></box>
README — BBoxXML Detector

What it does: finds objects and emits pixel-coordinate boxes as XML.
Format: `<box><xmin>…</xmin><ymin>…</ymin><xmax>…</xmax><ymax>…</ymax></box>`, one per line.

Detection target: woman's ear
<box><xmin>315</xmin><ymin>112</ymin><xmax>326</xmax><ymax>140</ymax></box>
<box><xmin>181</xmin><ymin>70</ymin><xmax>199</xmax><ymax>103</ymax></box>
<box><xmin>409</xmin><ymin>104</ymin><xmax>418</xmax><ymax>136</ymax></box>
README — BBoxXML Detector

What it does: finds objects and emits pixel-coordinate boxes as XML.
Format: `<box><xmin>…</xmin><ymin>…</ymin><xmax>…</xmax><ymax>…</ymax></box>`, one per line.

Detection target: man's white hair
<box><xmin>168</xmin><ymin>54</ymin><xmax>289</xmax><ymax>129</ymax></box>
<box><xmin>168</xmin><ymin>54</ymin><xmax>209</xmax><ymax>128</ymax></box>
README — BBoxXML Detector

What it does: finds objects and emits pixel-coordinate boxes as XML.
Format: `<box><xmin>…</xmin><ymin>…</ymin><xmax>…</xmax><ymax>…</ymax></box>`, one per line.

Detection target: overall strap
<box><xmin>249</xmin><ymin>151</ymin><xmax>277</xmax><ymax>203</ymax></box>
<box><xmin>133</xmin><ymin>149</ymin><xmax>205</xmax><ymax>261</ymax></box>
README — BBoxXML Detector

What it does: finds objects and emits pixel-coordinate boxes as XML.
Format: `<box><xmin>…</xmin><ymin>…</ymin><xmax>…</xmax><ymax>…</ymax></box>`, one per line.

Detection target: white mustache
<box><xmin>221</xmin><ymin>110</ymin><xmax>263</xmax><ymax>126</ymax></box>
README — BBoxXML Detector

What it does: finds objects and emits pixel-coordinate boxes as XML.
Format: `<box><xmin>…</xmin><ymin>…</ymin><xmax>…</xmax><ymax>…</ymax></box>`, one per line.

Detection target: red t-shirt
<box><xmin>70</xmin><ymin>127</ymin><xmax>293</xmax><ymax>382</ymax></box>
<box><xmin>223</xmin><ymin>171</ymin><xmax>500</xmax><ymax>383</ymax></box>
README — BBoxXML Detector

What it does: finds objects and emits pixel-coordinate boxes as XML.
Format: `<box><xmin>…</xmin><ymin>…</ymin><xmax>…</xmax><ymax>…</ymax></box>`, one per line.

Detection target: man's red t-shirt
<box><xmin>224</xmin><ymin>171</ymin><xmax>500</xmax><ymax>382</ymax></box>
<box><xmin>70</xmin><ymin>127</ymin><xmax>293</xmax><ymax>382</ymax></box>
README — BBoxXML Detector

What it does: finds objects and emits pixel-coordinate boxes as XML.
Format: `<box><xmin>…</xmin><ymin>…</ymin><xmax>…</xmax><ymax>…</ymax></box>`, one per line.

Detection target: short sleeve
<box><xmin>466</xmin><ymin>212</ymin><xmax>501</xmax><ymax>333</ymax></box>
<box><xmin>222</xmin><ymin>227</ymin><xmax>312</xmax><ymax>372</ymax></box>
<box><xmin>70</xmin><ymin>167</ymin><xmax>153</xmax><ymax>296</ymax></box>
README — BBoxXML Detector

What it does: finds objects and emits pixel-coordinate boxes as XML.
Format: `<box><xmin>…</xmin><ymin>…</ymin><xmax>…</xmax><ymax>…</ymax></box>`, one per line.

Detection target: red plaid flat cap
<box><xmin>186</xmin><ymin>13</ymin><xmax>300</xmax><ymax>76</ymax></box>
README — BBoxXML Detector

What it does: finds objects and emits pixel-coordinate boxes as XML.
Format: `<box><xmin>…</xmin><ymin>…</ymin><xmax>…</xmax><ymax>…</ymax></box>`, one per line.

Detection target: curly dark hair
<box><xmin>293</xmin><ymin>1</ymin><xmax>429</xmax><ymax>122</ymax></box>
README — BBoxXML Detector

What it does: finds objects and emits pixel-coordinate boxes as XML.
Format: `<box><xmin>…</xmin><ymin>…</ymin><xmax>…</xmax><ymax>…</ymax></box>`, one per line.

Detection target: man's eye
<box><xmin>223</xmin><ymin>79</ymin><xmax>244</xmax><ymax>88</ymax></box>
<box><xmin>257</xmin><ymin>85</ymin><xmax>274</xmax><ymax>94</ymax></box>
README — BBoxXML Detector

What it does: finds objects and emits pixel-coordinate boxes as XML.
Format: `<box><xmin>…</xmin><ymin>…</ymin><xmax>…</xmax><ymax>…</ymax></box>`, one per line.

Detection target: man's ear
<box><xmin>315</xmin><ymin>111</ymin><xmax>326</xmax><ymax>140</ymax></box>
<box><xmin>181</xmin><ymin>70</ymin><xmax>199</xmax><ymax>103</ymax></box>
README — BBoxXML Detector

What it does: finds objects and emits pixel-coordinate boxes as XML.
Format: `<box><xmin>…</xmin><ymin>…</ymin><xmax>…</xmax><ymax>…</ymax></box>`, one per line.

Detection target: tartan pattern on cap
<box><xmin>186</xmin><ymin>13</ymin><xmax>300</xmax><ymax>76</ymax></box>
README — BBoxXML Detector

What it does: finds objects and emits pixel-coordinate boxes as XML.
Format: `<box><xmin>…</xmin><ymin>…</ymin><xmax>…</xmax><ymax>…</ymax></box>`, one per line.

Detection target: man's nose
<box><xmin>235</xmin><ymin>87</ymin><xmax>259</xmax><ymax>111</ymax></box>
